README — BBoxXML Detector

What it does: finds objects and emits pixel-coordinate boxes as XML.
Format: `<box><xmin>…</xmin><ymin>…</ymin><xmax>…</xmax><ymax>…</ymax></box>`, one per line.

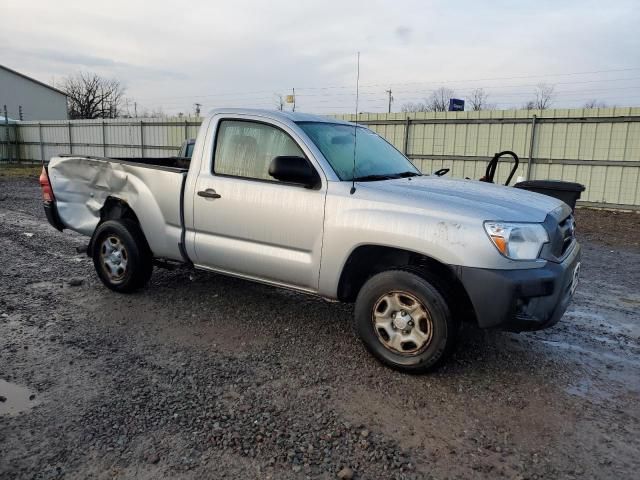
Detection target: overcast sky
<box><xmin>2</xmin><ymin>0</ymin><xmax>639</xmax><ymax>115</ymax></box>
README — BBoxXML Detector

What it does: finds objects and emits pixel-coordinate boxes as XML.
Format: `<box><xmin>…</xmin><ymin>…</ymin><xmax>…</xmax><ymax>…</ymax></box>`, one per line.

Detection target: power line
<box><xmin>489</xmin><ymin>93</ymin><xmax>640</xmax><ymax>107</ymax></box>
<box><xmin>364</xmin><ymin>77</ymin><xmax>640</xmax><ymax>98</ymax></box>
<box><xmin>139</xmin><ymin>72</ymin><xmax>640</xmax><ymax>114</ymax></box>
<box><xmin>137</xmin><ymin>84</ymin><xmax>640</xmax><ymax>111</ymax></box>
<box><xmin>134</xmin><ymin>67</ymin><xmax>640</xmax><ymax>102</ymax></box>
<box><xmin>150</xmin><ymin>85</ymin><xmax>640</xmax><ymax>110</ymax></box>
<box><xmin>345</xmin><ymin>67</ymin><xmax>640</xmax><ymax>90</ymax></box>
<box><xmin>395</xmin><ymin>86</ymin><xmax>640</xmax><ymax>103</ymax></box>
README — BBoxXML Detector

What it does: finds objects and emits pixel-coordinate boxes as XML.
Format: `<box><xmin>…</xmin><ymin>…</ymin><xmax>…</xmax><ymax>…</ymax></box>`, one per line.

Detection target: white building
<box><xmin>0</xmin><ymin>65</ymin><xmax>68</xmax><ymax>120</ymax></box>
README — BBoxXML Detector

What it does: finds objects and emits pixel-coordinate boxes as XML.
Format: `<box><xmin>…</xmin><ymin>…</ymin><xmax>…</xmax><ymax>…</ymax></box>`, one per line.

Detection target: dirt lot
<box><xmin>1</xmin><ymin>173</ymin><xmax>639</xmax><ymax>480</ymax></box>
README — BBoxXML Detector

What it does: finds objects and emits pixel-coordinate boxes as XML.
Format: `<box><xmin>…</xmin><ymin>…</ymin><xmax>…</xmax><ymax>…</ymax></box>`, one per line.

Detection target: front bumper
<box><xmin>456</xmin><ymin>242</ymin><xmax>581</xmax><ymax>332</ymax></box>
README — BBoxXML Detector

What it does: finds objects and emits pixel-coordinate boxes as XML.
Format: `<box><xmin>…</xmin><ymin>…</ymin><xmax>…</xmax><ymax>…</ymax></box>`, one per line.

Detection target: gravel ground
<box><xmin>1</xmin><ymin>175</ymin><xmax>639</xmax><ymax>480</ymax></box>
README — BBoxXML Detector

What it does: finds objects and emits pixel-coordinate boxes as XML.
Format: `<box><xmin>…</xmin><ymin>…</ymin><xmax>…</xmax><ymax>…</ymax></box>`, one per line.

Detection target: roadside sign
<box><xmin>448</xmin><ymin>98</ymin><xmax>465</xmax><ymax>111</ymax></box>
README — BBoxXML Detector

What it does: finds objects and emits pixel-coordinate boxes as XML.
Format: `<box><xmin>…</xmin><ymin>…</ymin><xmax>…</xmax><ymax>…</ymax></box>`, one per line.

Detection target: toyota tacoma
<box><xmin>39</xmin><ymin>109</ymin><xmax>581</xmax><ymax>372</ymax></box>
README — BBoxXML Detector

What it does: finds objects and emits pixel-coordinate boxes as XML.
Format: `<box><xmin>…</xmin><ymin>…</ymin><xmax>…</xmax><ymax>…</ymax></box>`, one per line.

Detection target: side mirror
<box><xmin>268</xmin><ymin>156</ymin><xmax>320</xmax><ymax>188</ymax></box>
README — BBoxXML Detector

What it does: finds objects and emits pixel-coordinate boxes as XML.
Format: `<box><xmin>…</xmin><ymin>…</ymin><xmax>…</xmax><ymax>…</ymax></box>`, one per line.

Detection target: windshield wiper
<box><xmin>395</xmin><ymin>171</ymin><xmax>422</xmax><ymax>178</ymax></box>
<box><xmin>352</xmin><ymin>174</ymin><xmax>396</xmax><ymax>182</ymax></box>
<box><xmin>352</xmin><ymin>171</ymin><xmax>422</xmax><ymax>182</ymax></box>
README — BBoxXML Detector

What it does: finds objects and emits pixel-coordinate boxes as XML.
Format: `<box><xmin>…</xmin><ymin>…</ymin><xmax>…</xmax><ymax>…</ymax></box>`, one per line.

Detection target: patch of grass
<box><xmin>0</xmin><ymin>164</ymin><xmax>42</xmax><ymax>178</ymax></box>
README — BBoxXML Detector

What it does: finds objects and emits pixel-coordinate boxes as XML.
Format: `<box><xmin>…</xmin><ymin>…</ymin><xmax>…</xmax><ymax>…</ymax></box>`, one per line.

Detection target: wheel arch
<box><xmin>101</xmin><ymin>196</ymin><xmax>142</xmax><ymax>223</ymax></box>
<box><xmin>337</xmin><ymin>244</ymin><xmax>476</xmax><ymax>323</ymax></box>
<box><xmin>88</xmin><ymin>197</ymin><xmax>148</xmax><ymax>257</ymax></box>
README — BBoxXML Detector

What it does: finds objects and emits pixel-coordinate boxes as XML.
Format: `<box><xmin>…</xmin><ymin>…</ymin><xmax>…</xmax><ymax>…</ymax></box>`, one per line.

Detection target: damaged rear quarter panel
<box><xmin>48</xmin><ymin>156</ymin><xmax>185</xmax><ymax>260</ymax></box>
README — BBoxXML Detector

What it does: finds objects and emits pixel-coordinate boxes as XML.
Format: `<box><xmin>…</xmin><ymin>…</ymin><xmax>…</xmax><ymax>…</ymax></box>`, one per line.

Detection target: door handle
<box><xmin>197</xmin><ymin>188</ymin><xmax>221</xmax><ymax>199</ymax></box>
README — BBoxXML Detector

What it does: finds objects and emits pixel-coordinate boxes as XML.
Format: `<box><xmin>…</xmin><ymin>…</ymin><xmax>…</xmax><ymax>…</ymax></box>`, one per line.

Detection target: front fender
<box><xmin>317</xmin><ymin>183</ymin><xmax>544</xmax><ymax>299</ymax></box>
<box><xmin>318</xmin><ymin>202</ymin><xmax>473</xmax><ymax>298</ymax></box>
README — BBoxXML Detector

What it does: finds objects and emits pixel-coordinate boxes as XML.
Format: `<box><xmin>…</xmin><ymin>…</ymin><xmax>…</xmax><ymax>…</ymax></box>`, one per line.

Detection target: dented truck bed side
<box><xmin>47</xmin><ymin>155</ymin><xmax>187</xmax><ymax>261</ymax></box>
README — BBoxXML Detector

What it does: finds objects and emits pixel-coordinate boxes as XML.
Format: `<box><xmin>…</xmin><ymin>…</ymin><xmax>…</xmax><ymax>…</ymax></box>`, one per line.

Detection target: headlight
<box><xmin>484</xmin><ymin>222</ymin><xmax>549</xmax><ymax>260</ymax></box>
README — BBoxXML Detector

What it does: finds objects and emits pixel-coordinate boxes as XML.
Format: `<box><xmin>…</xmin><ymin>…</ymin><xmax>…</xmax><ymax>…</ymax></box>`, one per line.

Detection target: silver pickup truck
<box><xmin>39</xmin><ymin>109</ymin><xmax>581</xmax><ymax>372</ymax></box>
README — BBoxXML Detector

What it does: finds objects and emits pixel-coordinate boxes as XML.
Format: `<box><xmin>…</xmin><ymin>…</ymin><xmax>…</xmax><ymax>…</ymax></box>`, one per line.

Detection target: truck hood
<box><xmin>357</xmin><ymin>176</ymin><xmax>568</xmax><ymax>223</ymax></box>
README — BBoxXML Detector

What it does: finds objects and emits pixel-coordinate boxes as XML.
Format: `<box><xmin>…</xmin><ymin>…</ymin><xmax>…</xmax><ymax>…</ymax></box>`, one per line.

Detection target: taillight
<box><xmin>39</xmin><ymin>167</ymin><xmax>54</xmax><ymax>202</ymax></box>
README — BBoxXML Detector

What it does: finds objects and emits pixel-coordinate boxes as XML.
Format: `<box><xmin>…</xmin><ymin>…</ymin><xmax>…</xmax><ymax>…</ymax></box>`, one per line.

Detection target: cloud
<box><xmin>19</xmin><ymin>48</ymin><xmax>119</xmax><ymax>68</ymax></box>
<box><xmin>1</xmin><ymin>0</ymin><xmax>638</xmax><ymax>114</ymax></box>
<box><xmin>6</xmin><ymin>46</ymin><xmax>187</xmax><ymax>81</ymax></box>
<box><xmin>394</xmin><ymin>26</ymin><xmax>413</xmax><ymax>44</ymax></box>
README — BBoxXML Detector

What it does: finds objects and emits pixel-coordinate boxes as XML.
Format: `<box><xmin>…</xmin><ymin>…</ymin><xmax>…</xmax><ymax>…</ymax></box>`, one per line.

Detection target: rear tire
<box><xmin>92</xmin><ymin>219</ymin><xmax>153</xmax><ymax>293</ymax></box>
<box><xmin>354</xmin><ymin>269</ymin><xmax>458</xmax><ymax>373</ymax></box>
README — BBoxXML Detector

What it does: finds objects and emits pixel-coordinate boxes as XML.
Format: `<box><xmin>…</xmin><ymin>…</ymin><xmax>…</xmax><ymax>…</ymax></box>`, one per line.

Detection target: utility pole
<box><xmin>194</xmin><ymin>103</ymin><xmax>202</xmax><ymax>117</ymax></box>
<box><xmin>134</xmin><ymin>102</ymin><xmax>138</xmax><ymax>118</ymax></box>
<box><xmin>101</xmin><ymin>87</ymin><xmax>105</xmax><ymax>118</ymax></box>
<box><xmin>292</xmin><ymin>88</ymin><xmax>296</xmax><ymax>112</ymax></box>
<box><xmin>386</xmin><ymin>89</ymin><xmax>393</xmax><ymax>113</ymax></box>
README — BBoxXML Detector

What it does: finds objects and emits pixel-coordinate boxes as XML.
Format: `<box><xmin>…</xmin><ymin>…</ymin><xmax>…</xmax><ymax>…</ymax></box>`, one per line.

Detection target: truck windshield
<box><xmin>297</xmin><ymin>122</ymin><xmax>420</xmax><ymax>181</ymax></box>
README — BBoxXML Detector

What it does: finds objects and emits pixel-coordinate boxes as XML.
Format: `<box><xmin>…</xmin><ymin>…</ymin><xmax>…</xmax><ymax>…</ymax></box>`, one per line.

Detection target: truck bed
<box><xmin>47</xmin><ymin>154</ymin><xmax>188</xmax><ymax>261</ymax></box>
<box><xmin>58</xmin><ymin>153</ymin><xmax>191</xmax><ymax>172</ymax></box>
<box><xmin>110</xmin><ymin>156</ymin><xmax>191</xmax><ymax>171</ymax></box>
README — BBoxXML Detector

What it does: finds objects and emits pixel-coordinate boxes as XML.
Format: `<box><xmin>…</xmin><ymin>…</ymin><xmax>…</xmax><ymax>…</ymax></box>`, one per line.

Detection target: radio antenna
<box><xmin>350</xmin><ymin>51</ymin><xmax>360</xmax><ymax>195</ymax></box>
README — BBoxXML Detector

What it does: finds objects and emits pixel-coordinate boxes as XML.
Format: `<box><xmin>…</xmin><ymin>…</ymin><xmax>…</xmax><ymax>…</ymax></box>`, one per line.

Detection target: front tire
<box><xmin>92</xmin><ymin>219</ymin><xmax>153</xmax><ymax>293</ymax></box>
<box><xmin>354</xmin><ymin>269</ymin><xmax>458</xmax><ymax>373</ymax></box>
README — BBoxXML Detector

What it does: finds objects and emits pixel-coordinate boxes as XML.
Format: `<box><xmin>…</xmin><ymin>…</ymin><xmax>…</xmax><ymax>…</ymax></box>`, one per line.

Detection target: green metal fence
<box><xmin>335</xmin><ymin>107</ymin><xmax>640</xmax><ymax>210</ymax></box>
<box><xmin>2</xmin><ymin>107</ymin><xmax>639</xmax><ymax>210</ymax></box>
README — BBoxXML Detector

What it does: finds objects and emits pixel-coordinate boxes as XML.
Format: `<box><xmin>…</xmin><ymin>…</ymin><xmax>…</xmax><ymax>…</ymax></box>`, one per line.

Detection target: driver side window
<box><xmin>213</xmin><ymin>120</ymin><xmax>305</xmax><ymax>181</ymax></box>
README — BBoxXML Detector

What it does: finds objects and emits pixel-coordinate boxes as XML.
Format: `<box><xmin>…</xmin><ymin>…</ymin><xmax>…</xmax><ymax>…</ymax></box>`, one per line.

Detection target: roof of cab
<box><xmin>207</xmin><ymin>108</ymin><xmax>354</xmax><ymax>126</ymax></box>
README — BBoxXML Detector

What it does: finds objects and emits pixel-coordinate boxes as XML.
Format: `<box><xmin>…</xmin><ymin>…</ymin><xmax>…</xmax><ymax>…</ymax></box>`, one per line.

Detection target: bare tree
<box><xmin>138</xmin><ymin>107</ymin><xmax>166</xmax><ymax>118</ymax></box>
<box><xmin>400</xmin><ymin>87</ymin><xmax>456</xmax><ymax>113</ymax></box>
<box><xmin>400</xmin><ymin>101</ymin><xmax>428</xmax><ymax>112</ymax></box>
<box><xmin>61</xmin><ymin>72</ymin><xmax>126</xmax><ymax>119</ymax></box>
<box><xmin>525</xmin><ymin>83</ymin><xmax>555</xmax><ymax>110</ymax></box>
<box><xmin>583</xmin><ymin>99</ymin><xmax>607</xmax><ymax>109</ymax></box>
<box><xmin>468</xmin><ymin>88</ymin><xmax>492</xmax><ymax>111</ymax></box>
<box><xmin>118</xmin><ymin>99</ymin><xmax>165</xmax><ymax>119</ymax></box>
<box><xmin>425</xmin><ymin>87</ymin><xmax>455</xmax><ymax>112</ymax></box>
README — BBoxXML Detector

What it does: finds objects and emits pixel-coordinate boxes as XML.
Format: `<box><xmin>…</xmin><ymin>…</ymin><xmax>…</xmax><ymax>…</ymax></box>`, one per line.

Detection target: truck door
<box><xmin>192</xmin><ymin>118</ymin><xmax>326</xmax><ymax>291</ymax></box>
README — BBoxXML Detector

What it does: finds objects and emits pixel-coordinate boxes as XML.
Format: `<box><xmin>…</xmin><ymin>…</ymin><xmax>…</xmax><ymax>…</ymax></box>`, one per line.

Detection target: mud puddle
<box><xmin>0</xmin><ymin>379</ymin><xmax>38</xmax><ymax>416</ymax></box>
